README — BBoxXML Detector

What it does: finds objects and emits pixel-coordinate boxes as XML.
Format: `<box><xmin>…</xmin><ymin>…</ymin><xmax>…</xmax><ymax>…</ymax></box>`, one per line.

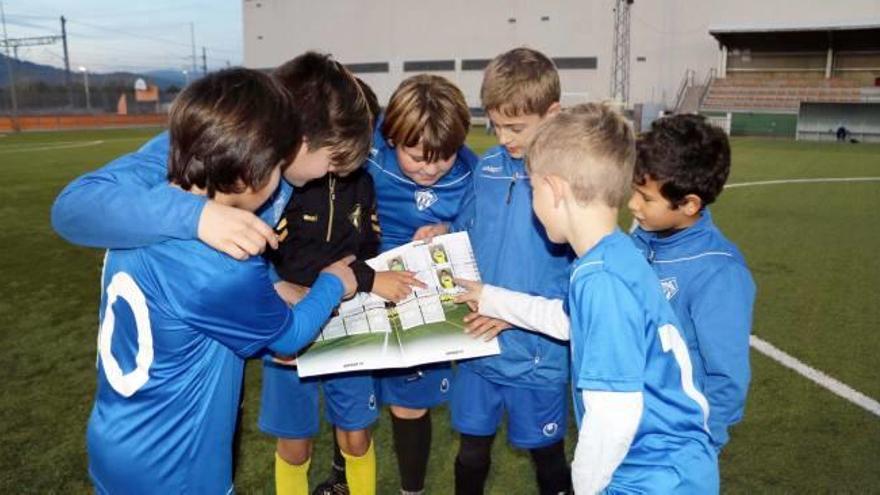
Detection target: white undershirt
<box><xmin>573</xmin><ymin>390</ymin><xmax>644</xmax><ymax>494</ymax></box>
<box><xmin>477</xmin><ymin>284</ymin><xmax>642</xmax><ymax>494</ymax></box>
<box><xmin>478</xmin><ymin>284</ymin><xmax>570</xmax><ymax>340</ymax></box>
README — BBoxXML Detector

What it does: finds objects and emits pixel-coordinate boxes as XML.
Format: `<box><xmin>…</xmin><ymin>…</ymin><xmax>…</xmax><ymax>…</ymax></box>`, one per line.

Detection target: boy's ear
<box><xmin>680</xmin><ymin>194</ymin><xmax>703</xmax><ymax>216</ymax></box>
<box><xmin>545</xmin><ymin>102</ymin><xmax>562</xmax><ymax>117</ymax></box>
<box><xmin>544</xmin><ymin>174</ymin><xmax>567</xmax><ymax>207</ymax></box>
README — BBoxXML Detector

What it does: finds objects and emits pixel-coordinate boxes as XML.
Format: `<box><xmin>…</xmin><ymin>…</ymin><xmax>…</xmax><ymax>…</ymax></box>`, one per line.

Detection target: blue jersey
<box><xmin>364</xmin><ymin>126</ymin><xmax>476</xmax><ymax>252</ymax></box>
<box><xmin>631</xmin><ymin>209</ymin><xmax>755</xmax><ymax>451</ymax></box>
<box><xmin>89</xmin><ymin>241</ymin><xmax>292</xmax><ymax>494</ymax></box>
<box><xmin>453</xmin><ymin>146</ymin><xmax>573</xmax><ymax>388</ymax></box>
<box><xmin>568</xmin><ymin>229</ymin><xmax>716</xmax><ymax>491</ymax></box>
<box><xmin>51</xmin><ymin>132</ymin><xmax>292</xmax><ymax>249</ymax></box>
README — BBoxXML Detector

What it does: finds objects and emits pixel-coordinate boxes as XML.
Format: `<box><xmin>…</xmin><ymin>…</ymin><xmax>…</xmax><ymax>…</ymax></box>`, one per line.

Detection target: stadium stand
<box><xmin>685</xmin><ymin>21</ymin><xmax>880</xmax><ymax>137</ymax></box>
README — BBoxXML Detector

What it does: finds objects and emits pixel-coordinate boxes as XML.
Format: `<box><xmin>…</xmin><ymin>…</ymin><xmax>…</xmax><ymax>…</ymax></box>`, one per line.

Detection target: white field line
<box><xmin>750</xmin><ymin>336</ymin><xmax>880</xmax><ymax>417</ymax></box>
<box><xmin>0</xmin><ymin>140</ymin><xmax>105</xmax><ymax>153</ymax></box>
<box><xmin>727</xmin><ymin>176</ymin><xmax>880</xmax><ymax>418</ymax></box>
<box><xmin>0</xmin><ymin>136</ymin><xmax>153</xmax><ymax>154</ymax></box>
<box><xmin>726</xmin><ymin>177</ymin><xmax>880</xmax><ymax>189</ymax></box>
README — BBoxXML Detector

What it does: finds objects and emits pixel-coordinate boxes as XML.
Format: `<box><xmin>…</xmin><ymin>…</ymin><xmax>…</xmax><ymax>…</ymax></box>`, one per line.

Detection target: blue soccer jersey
<box><xmin>568</xmin><ymin>229</ymin><xmax>718</xmax><ymax>493</ymax></box>
<box><xmin>88</xmin><ymin>237</ymin><xmax>341</xmax><ymax>493</ymax></box>
<box><xmin>365</xmin><ymin>125</ymin><xmax>476</xmax><ymax>252</ymax></box>
<box><xmin>453</xmin><ymin>146</ymin><xmax>573</xmax><ymax>388</ymax></box>
<box><xmin>631</xmin><ymin>209</ymin><xmax>755</xmax><ymax>451</ymax></box>
<box><xmin>52</xmin><ymin>132</ymin><xmax>293</xmax><ymax>250</ymax></box>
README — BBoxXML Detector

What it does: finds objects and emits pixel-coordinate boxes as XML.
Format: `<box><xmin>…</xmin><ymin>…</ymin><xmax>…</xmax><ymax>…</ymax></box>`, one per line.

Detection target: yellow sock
<box><xmin>341</xmin><ymin>440</ymin><xmax>376</xmax><ymax>495</ymax></box>
<box><xmin>275</xmin><ymin>452</ymin><xmax>310</xmax><ymax>495</ymax></box>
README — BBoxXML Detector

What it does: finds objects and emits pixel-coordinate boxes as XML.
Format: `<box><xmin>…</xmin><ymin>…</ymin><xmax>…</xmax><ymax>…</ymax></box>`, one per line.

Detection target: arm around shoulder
<box><xmin>51</xmin><ymin>149</ymin><xmax>205</xmax><ymax>248</ymax></box>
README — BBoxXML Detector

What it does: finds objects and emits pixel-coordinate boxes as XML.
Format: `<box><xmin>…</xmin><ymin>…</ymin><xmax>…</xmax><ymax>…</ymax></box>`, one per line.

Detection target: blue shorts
<box><xmin>374</xmin><ymin>363</ymin><xmax>452</xmax><ymax>409</ymax></box>
<box><xmin>451</xmin><ymin>366</ymin><xmax>566</xmax><ymax>449</ymax></box>
<box><xmin>258</xmin><ymin>359</ymin><xmax>378</xmax><ymax>438</ymax></box>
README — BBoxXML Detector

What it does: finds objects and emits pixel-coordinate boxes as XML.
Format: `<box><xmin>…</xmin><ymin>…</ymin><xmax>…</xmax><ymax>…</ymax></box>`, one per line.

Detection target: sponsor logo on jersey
<box><xmin>415</xmin><ymin>189</ymin><xmax>438</xmax><ymax>211</ymax></box>
<box><xmin>660</xmin><ymin>277</ymin><xmax>679</xmax><ymax>300</ymax></box>
<box><xmin>481</xmin><ymin>165</ymin><xmax>503</xmax><ymax>174</ymax></box>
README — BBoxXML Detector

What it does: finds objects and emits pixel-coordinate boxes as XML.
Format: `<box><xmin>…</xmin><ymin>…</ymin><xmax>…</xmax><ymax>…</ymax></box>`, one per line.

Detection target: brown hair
<box><xmin>273</xmin><ymin>52</ymin><xmax>372</xmax><ymax>174</ymax></box>
<box><xmin>527</xmin><ymin>103</ymin><xmax>635</xmax><ymax>208</ymax></box>
<box><xmin>481</xmin><ymin>47</ymin><xmax>560</xmax><ymax>117</ymax></box>
<box><xmin>381</xmin><ymin>74</ymin><xmax>470</xmax><ymax>163</ymax></box>
<box><xmin>355</xmin><ymin>77</ymin><xmax>381</xmax><ymax>127</ymax></box>
<box><xmin>167</xmin><ymin>68</ymin><xmax>299</xmax><ymax>197</ymax></box>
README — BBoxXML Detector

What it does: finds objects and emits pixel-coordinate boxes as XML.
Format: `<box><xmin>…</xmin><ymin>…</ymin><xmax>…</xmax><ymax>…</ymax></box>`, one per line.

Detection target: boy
<box><xmin>366</xmin><ymin>73</ymin><xmax>477</xmax><ymax>495</ymax></box>
<box><xmin>449</xmin><ymin>47</ymin><xmax>573</xmax><ymax>495</ymax></box>
<box><xmin>86</xmin><ymin>68</ymin><xmax>358</xmax><ymax>494</ymax></box>
<box><xmin>457</xmin><ymin>104</ymin><xmax>719</xmax><ymax>494</ymax></box>
<box><xmin>628</xmin><ymin>114</ymin><xmax>756</xmax><ymax>451</ymax></box>
<box><xmin>51</xmin><ymin>51</ymin><xmax>372</xmax><ymax>263</ymax></box>
<box><xmin>50</xmin><ymin>52</ymin><xmax>374</xmax><ymax>493</ymax></box>
<box><xmin>262</xmin><ymin>79</ymin><xmax>423</xmax><ymax>495</ymax></box>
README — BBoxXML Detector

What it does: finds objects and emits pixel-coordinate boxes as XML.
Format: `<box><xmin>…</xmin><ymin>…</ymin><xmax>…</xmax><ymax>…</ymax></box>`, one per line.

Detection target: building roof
<box><xmin>708</xmin><ymin>20</ymin><xmax>880</xmax><ymax>35</ymax></box>
<box><xmin>708</xmin><ymin>20</ymin><xmax>880</xmax><ymax>51</ymax></box>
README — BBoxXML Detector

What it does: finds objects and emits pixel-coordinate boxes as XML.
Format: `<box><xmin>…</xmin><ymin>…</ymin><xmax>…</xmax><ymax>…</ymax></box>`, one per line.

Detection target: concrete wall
<box><xmin>242</xmin><ymin>0</ymin><xmax>880</xmax><ymax>110</ymax></box>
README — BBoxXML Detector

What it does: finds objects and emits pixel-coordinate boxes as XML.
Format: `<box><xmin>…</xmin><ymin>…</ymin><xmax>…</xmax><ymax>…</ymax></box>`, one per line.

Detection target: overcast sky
<box><xmin>1</xmin><ymin>0</ymin><xmax>242</xmax><ymax>73</ymax></box>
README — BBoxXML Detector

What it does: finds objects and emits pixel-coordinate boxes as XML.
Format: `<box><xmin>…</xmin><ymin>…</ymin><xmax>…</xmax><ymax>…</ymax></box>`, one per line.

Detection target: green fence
<box><xmin>703</xmin><ymin>111</ymin><xmax>797</xmax><ymax>137</ymax></box>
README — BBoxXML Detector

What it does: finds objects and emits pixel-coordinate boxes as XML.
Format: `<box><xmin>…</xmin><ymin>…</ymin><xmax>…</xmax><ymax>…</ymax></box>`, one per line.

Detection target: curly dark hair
<box><xmin>634</xmin><ymin>114</ymin><xmax>730</xmax><ymax>208</ymax></box>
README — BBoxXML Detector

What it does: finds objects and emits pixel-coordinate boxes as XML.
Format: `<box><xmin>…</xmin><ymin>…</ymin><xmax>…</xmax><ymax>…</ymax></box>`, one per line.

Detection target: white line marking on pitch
<box><xmin>727</xmin><ymin>176</ymin><xmax>880</xmax><ymax>418</ymax></box>
<box><xmin>0</xmin><ymin>140</ymin><xmax>105</xmax><ymax>154</ymax></box>
<box><xmin>0</xmin><ymin>136</ymin><xmax>154</xmax><ymax>154</ymax></box>
<box><xmin>751</xmin><ymin>336</ymin><xmax>880</xmax><ymax>417</ymax></box>
<box><xmin>727</xmin><ymin>177</ymin><xmax>880</xmax><ymax>189</ymax></box>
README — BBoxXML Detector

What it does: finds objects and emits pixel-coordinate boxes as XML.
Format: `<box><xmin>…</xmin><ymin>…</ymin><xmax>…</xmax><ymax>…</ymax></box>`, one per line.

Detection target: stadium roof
<box><xmin>709</xmin><ymin>20</ymin><xmax>880</xmax><ymax>51</ymax></box>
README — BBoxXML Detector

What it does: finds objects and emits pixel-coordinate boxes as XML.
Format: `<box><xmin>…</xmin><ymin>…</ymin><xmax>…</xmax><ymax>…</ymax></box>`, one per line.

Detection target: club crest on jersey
<box><xmin>368</xmin><ymin>393</ymin><xmax>377</xmax><ymax>410</ymax></box>
<box><xmin>414</xmin><ymin>189</ymin><xmax>438</xmax><ymax>211</ymax></box>
<box><xmin>440</xmin><ymin>378</ymin><xmax>450</xmax><ymax>393</ymax></box>
<box><xmin>542</xmin><ymin>422</ymin><xmax>559</xmax><ymax>437</ymax></box>
<box><xmin>660</xmin><ymin>277</ymin><xmax>679</xmax><ymax>300</ymax></box>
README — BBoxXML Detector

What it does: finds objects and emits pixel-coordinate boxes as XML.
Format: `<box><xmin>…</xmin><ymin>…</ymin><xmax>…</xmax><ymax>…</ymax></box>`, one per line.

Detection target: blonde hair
<box><xmin>382</xmin><ymin>74</ymin><xmax>470</xmax><ymax>163</ymax></box>
<box><xmin>526</xmin><ymin>103</ymin><xmax>636</xmax><ymax>208</ymax></box>
<box><xmin>481</xmin><ymin>47</ymin><xmax>560</xmax><ymax>117</ymax></box>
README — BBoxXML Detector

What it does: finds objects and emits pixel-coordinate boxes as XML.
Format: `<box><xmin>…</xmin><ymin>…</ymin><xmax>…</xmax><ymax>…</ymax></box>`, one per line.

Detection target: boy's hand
<box><xmin>412</xmin><ymin>222</ymin><xmax>449</xmax><ymax>243</ymax></box>
<box><xmin>321</xmin><ymin>255</ymin><xmax>358</xmax><ymax>299</ymax></box>
<box><xmin>373</xmin><ymin>270</ymin><xmax>427</xmax><ymax>303</ymax></box>
<box><xmin>453</xmin><ymin>278</ymin><xmax>483</xmax><ymax>311</ymax></box>
<box><xmin>271</xmin><ymin>354</ymin><xmax>297</xmax><ymax>366</ymax></box>
<box><xmin>198</xmin><ymin>201</ymin><xmax>278</xmax><ymax>260</ymax></box>
<box><xmin>463</xmin><ymin>313</ymin><xmax>512</xmax><ymax>341</ymax></box>
<box><xmin>274</xmin><ymin>281</ymin><xmax>309</xmax><ymax>306</ymax></box>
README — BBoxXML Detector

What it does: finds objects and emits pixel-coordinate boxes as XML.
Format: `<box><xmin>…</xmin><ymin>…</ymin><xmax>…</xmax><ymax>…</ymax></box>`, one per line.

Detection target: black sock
<box><xmin>331</xmin><ymin>430</ymin><xmax>346</xmax><ymax>481</ymax></box>
<box><xmin>391</xmin><ymin>410</ymin><xmax>432</xmax><ymax>492</ymax></box>
<box><xmin>454</xmin><ymin>433</ymin><xmax>495</xmax><ymax>495</ymax></box>
<box><xmin>529</xmin><ymin>440</ymin><xmax>571</xmax><ymax>495</ymax></box>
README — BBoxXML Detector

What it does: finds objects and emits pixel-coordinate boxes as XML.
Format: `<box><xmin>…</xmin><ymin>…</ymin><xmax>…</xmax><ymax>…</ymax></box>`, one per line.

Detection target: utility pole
<box><xmin>189</xmin><ymin>22</ymin><xmax>197</xmax><ymax>74</ymax></box>
<box><xmin>201</xmin><ymin>46</ymin><xmax>207</xmax><ymax>75</ymax></box>
<box><xmin>610</xmin><ymin>0</ymin><xmax>633</xmax><ymax>106</ymax></box>
<box><xmin>0</xmin><ymin>1</ymin><xmax>19</xmax><ymax>131</ymax></box>
<box><xmin>61</xmin><ymin>15</ymin><xmax>72</xmax><ymax>107</ymax></box>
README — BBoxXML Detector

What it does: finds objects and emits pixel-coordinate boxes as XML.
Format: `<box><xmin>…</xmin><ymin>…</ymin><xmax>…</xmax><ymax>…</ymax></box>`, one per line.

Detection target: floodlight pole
<box><xmin>610</xmin><ymin>0</ymin><xmax>633</xmax><ymax>106</ymax></box>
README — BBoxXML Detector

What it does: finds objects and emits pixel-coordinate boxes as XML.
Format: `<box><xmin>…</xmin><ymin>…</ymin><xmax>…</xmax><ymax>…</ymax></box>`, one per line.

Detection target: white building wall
<box><xmin>242</xmin><ymin>0</ymin><xmax>880</xmax><ymax>110</ymax></box>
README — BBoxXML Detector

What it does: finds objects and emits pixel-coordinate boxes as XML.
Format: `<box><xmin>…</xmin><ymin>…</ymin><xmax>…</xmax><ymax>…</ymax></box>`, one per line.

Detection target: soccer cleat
<box><xmin>311</xmin><ymin>473</ymin><xmax>349</xmax><ymax>495</ymax></box>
